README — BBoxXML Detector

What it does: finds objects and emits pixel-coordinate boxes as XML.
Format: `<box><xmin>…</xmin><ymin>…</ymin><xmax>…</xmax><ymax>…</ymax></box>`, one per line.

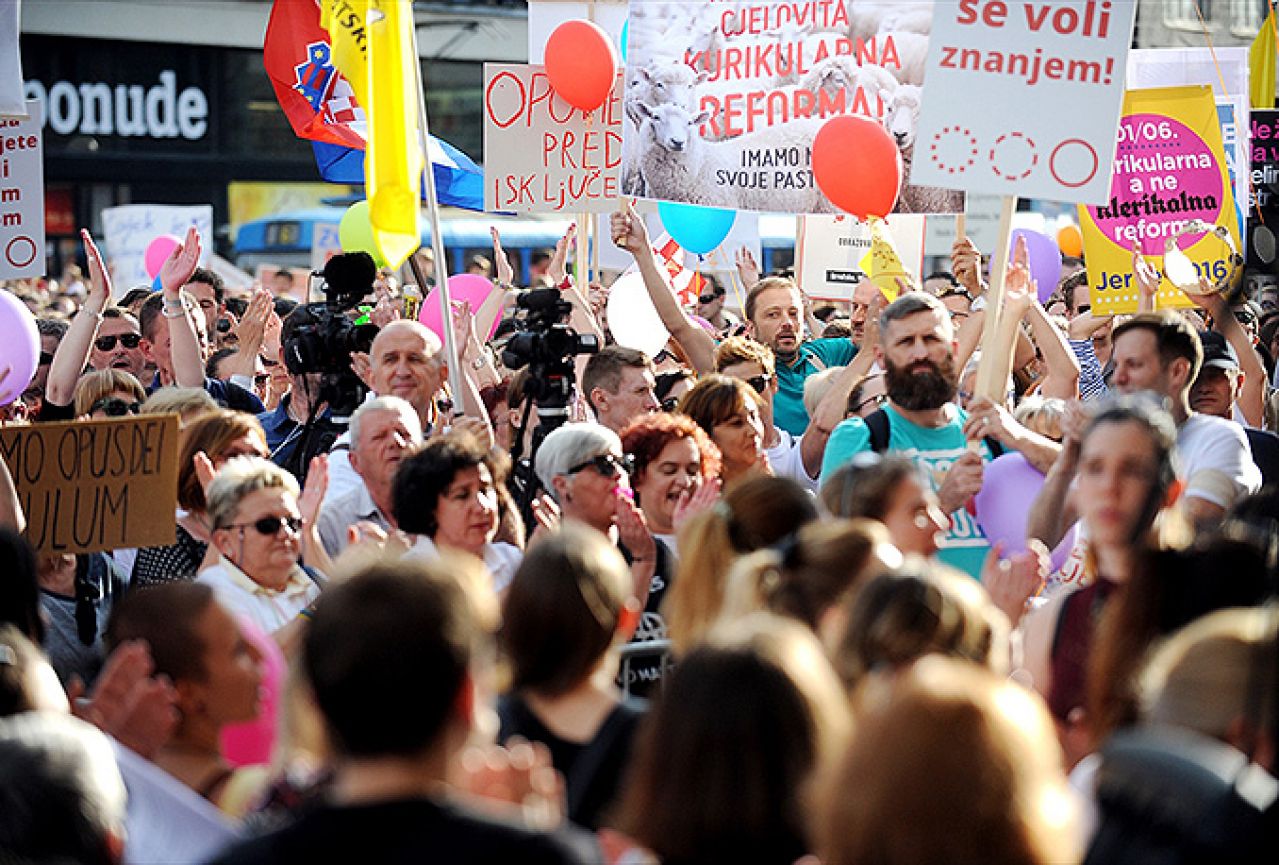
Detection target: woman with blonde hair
<box><xmin>72</xmin><ymin>369</ymin><xmax>146</xmax><ymax>418</ymax></box>
<box><xmin>721</xmin><ymin>518</ymin><xmax>899</xmax><ymax>651</ymax></box>
<box><xmin>817</xmin><ymin>656</ymin><xmax>1080</xmax><ymax>865</ymax></box>
<box><xmin>667</xmin><ymin>474</ymin><xmax>817</xmax><ymax>654</ymax></box>
<box><xmin>132</xmin><ymin>410</ymin><xmax>269</xmax><ymax>588</ymax></box>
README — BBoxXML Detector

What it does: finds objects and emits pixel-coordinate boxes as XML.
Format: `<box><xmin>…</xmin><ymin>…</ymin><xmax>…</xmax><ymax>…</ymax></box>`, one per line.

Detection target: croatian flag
<box><xmin>263</xmin><ymin>0</ymin><xmax>484</xmax><ymax>212</ymax></box>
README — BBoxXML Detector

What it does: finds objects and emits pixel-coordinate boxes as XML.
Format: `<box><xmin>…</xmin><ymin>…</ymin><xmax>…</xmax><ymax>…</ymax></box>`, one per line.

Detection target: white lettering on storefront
<box><xmin>24</xmin><ymin>71</ymin><xmax>209</xmax><ymax>141</ymax></box>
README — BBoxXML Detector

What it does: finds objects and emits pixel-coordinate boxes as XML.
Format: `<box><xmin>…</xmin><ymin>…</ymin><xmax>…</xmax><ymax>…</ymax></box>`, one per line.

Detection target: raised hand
<box><xmin>1132</xmin><ymin>243</ymin><xmax>1161</xmax><ymax>303</ymax></box>
<box><xmin>298</xmin><ymin>454</ymin><xmax>329</xmax><ymax>528</ymax></box>
<box><xmin>80</xmin><ymin>229</ymin><xmax>112</xmax><ymax>311</ymax></box>
<box><xmin>491</xmin><ymin>226</ymin><xmax>515</xmax><ymax>286</ymax></box>
<box><xmin>158</xmin><ymin>226</ymin><xmax>202</xmax><ymax>296</ymax></box>
<box><xmin>735</xmin><ymin>245</ymin><xmax>761</xmax><ymax>288</ymax></box>
<box><xmin>548</xmin><ymin>223</ymin><xmax>576</xmax><ymax>286</ymax></box>
<box><xmin>457</xmin><ymin>738</ymin><xmax>565</xmax><ymax>830</ymax></box>
<box><xmin>673</xmin><ymin>477</ymin><xmax>721</xmax><ymax>531</ymax></box>
<box><xmin>234</xmin><ymin>289</ymin><xmax>272</xmax><ymax>354</ymax></box>
<box><xmin>951</xmin><ymin>234</ymin><xmax>985</xmax><ymax>297</ymax></box>
<box><xmin>980</xmin><ymin>540</ymin><xmax>1048</xmax><ymax>626</ymax></box>
<box><xmin>610</xmin><ymin>201</ymin><xmax>649</xmax><ymax>256</ymax></box>
<box><xmin>69</xmin><ymin>641</ymin><xmax>178</xmax><ymax>758</ymax></box>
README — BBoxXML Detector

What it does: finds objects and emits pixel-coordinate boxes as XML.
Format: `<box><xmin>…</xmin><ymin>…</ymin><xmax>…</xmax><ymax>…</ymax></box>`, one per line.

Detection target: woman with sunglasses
<box><xmin>393</xmin><ymin>432</ymin><xmax>524</xmax><ymax>595</ymax></box>
<box><xmin>678</xmin><ymin>375</ymin><xmax>769</xmax><ymax>487</ymax></box>
<box><xmin>71</xmin><ymin>369</ymin><xmax>146</xmax><ymax>420</ymax></box>
<box><xmin>198</xmin><ymin>457</ymin><xmax>321</xmax><ymax>636</ymax></box>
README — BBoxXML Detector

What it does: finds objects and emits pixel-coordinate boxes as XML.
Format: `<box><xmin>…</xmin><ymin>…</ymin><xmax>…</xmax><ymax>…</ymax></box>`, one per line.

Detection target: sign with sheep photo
<box><xmin>622</xmin><ymin>0</ymin><xmax>964</xmax><ymax>214</ymax></box>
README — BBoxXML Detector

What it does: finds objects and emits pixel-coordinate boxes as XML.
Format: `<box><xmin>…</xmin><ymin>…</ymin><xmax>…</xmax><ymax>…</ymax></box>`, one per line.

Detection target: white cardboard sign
<box><xmin>484</xmin><ymin>63</ymin><xmax>624</xmax><ymax>213</ymax></box>
<box><xmin>913</xmin><ymin>0</ymin><xmax>1136</xmax><ymax>204</ymax></box>
<box><xmin>100</xmin><ymin>204</ymin><xmax>213</xmax><ymax>294</ymax></box>
<box><xmin>0</xmin><ymin>101</ymin><xmax>44</xmax><ymax>279</ymax></box>
<box><xmin>797</xmin><ymin>214</ymin><xmax>926</xmax><ymax>302</ymax></box>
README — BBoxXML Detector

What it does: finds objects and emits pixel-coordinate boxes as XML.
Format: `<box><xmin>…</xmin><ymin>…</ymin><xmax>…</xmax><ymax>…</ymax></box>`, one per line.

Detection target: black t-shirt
<box><xmin>497</xmin><ymin>692</ymin><xmax>646</xmax><ymax>832</ymax></box>
<box><xmin>617</xmin><ymin>538</ymin><xmax>674</xmax><ymax>699</ymax></box>
<box><xmin>1245</xmin><ymin>427</ymin><xmax>1279</xmax><ymax>488</ymax></box>
<box><xmin>205</xmin><ymin>797</ymin><xmax>599</xmax><ymax>865</ymax></box>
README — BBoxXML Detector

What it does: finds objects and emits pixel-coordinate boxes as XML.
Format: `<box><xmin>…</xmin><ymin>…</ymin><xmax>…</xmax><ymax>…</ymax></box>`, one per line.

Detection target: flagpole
<box><xmin>407</xmin><ymin>19</ymin><xmax>466</xmax><ymax>406</ymax></box>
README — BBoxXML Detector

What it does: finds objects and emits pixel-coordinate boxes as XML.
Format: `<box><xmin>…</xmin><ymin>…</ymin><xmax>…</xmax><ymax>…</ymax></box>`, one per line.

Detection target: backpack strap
<box><xmin>865</xmin><ymin>407</ymin><xmax>891</xmax><ymax>453</ymax></box>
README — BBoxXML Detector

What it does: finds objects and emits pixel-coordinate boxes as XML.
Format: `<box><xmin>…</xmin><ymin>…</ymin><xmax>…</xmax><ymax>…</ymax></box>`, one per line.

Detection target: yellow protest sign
<box><xmin>0</xmin><ymin>415</ymin><xmax>179</xmax><ymax>555</ymax></box>
<box><xmin>1078</xmin><ymin>85</ymin><xmax>1240</xmax><ymax>315</ymax></box>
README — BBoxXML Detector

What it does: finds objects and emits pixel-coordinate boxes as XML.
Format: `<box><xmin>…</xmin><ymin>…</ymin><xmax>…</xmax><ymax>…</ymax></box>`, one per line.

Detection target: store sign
<box><xmin>23</xmin><ymin>70</ymin><xmax>208</xmax><ymax>141</ymax></box>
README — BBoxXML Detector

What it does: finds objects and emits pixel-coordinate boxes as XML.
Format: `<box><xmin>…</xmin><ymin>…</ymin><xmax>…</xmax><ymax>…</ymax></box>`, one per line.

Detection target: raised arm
<box><xmin>1022</xmin><ymin>298</ymin><xmax>1081</xmax><ymax>400</ymax></box>
<box><xmin>1193</xmin><ymin>287</ymin><xmax>1266</xmax><ymax>428</ymax></box>
<box><xmin>0</xmin><ymin>447</ymin><xmax>23</xmax><ymax>533</ymax></box>
<box><xmin>46</xmin><ymin>230</ymin><xmax>111</xmax><ymax>406</ymax></box>
<box><xmin>611</xmin><ymin>202</ymin><xmax>716</xmax><ymax>373</ymax></box>
<box><xmin>158</xmin><ymin>227</ymin><xmax>205</xmax><ymax>388</ymax></box>
<box><xmin>1025</xmin><ymin>401</ymin><xmax>1085</xmax><ymax>548</ymax></box>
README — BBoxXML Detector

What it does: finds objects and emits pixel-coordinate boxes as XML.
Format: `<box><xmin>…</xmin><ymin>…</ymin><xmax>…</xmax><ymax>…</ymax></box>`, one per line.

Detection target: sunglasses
<box><xmin>698</xmin><ymin>289</ymin><xmax>726</xmax><ymax>303</ymax></box>
<box><xmin>38</xmin><ymin>351</ymin><xmax>53</xmax><ymax>366</ymax></box>
<box><xmin>744</xmin><ymin>374</ymin><xmax>771</xmax><ymax>394</ymax></box>
<box><xmin>93</xmin><ymin>333</ymin><xmax>142</xmax><ymax>352</ymax></box>
<box><xmin>253</xmin><ymin>373</ymin><xmax>270</xmax><ymax>387</ymax></box>
<box><xmin>223</xmin><ymin>515</ymin><xmax>303</xmax><ymax>536</ymax></box>
<box><xmin>852</xmin><ymin>392</ymin><xmax>887</xmax><ymax>414</ymax></box>
<box><xmin>90</xmin><ymin>397</ymin><xmax>141</xmax><ymax>417</ymax></box>
<box><xmin>661</xmin><ymin>396</ymin><xmax>680</xmax><ymax>412</ymax></box>
<box><xmin>567</xmin><ymin>453</ymin><xmax>634</xmax><ymax>478</ymax></box>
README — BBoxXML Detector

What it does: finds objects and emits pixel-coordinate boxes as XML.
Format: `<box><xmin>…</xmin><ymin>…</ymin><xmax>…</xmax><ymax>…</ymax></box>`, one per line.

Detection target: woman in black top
<box><xmin>496</xmin><ymin>524</ymin><xmax>646</xmax><ymax>832</ymax></box>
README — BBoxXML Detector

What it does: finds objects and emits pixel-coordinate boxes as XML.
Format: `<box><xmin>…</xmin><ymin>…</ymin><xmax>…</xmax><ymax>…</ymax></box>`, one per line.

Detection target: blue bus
<box><xmin>233</xmin><ymin>209</ymin><xmax>797</xmax><ymax>285</ymax></box>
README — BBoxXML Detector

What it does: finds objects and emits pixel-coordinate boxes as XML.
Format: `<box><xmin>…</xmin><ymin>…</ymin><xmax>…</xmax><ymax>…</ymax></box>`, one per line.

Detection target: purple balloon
<box><xmin>1011</xmin><ymin>228</ymin><xmax>1062</xmax><ymax>303</ymax></box>
<box><xmin>972</xmin><ymin>451</ymin><xmax>1075</xmax><ymax>573</ymax></box>
<box><xmin>0</xmin><ymin>289</ymin><xmax>39</xmax><ymax>406</ymax></box>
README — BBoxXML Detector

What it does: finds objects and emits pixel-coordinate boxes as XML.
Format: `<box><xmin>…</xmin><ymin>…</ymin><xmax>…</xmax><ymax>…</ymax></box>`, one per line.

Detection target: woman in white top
<box><xmin>198</xmin><ymin>457</ymin><xmax>322</xmax><ymax>636</ymax></box>
<box><xmin>393</xmin><ymin>432</ymin><xmax>522</xmax><ymax>593</ymax></box>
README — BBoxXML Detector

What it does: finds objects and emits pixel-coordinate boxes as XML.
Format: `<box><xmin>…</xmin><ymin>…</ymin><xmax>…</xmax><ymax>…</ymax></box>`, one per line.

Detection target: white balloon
<box><xmin>606</xmin><ymin>271</ymin><xmax>671</xmax><ymax>359</ymax></box>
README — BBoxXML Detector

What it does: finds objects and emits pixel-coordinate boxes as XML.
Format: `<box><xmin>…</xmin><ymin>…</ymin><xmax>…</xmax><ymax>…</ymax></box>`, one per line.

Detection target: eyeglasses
<box><xmin>744</xmin><ymin>374</ymin><xmax>772</xmax><ymax>394</ymax></box>
<box><xmin>38</xmin><ymin>351</ymin><xmax>53</xmax><ymax>366</ymax></box>
<box><xmin>93</xmin><ymin>333</ymin><xmax>142</xmax><ymax>352</ymax></box>
<box><xmin>566</xmin><ymin>453</ymin><xmax>633</xmax><ymax>478</ymax></box>
<box><xmin>253</xmin><ymin>373</ymin><xmax>270</xmax><ymax>387</ymax></box>
<box><xmin>90</xmin><ymin>397</ymin><xmax>141</xmax><ymax>417</ymax></box>
<box><xmin>661</xmin><ymin>396</ymin><xmax>680</xmax><ymax>412</ymax></box>
<box><xmin>222</xmin><ymin>515</ymin><xmax>303</xmax><ymax>536</ymax></box>
<box><xmin>851</xmin><ymin>392</ymin><xmax>887</xmax><ymax>414</ymax></box>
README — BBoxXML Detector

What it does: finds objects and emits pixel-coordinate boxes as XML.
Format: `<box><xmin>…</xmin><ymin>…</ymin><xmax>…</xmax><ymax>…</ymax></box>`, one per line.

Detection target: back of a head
<box><xmin>833</xmin><ymin>564</ymin><xmax>1008</xmax><ymax>692</ymax></box>
<box><xmin>304</xmin><ymin>557</ymin><xmax>479</xmax><ymax>759</ymax></box>
<box><xmin>669</xmin><ymin>475</ymin><xmax>819</xmax><ymax>653</ymax></box>
<box><xmin>620</xmin><ymin>613</ymin><xmax>848</xmax><ymax>865</ymax></box>
<box><xmin>0</xmin><ymin>528</ymin><xmax>43</xmax><ymax>644</ymax></box>
<box><xmin>819</xmin><ymin>656</ymin><xmax>1077</xmax><ymax>865</ymax></box>
<box><xmin>0</xmin><ymin>711</ymin><xmax>126</xmax><ymax>865</ymax></box>
<box><xmin>501</xmin><ymin>524</ymin><xmax>632</xmax><ymax>697</ymax></box>
<box><xmin>820</xmin><ymin>454</ymin><xmax>921</xmax><ymax>521</ymax></box>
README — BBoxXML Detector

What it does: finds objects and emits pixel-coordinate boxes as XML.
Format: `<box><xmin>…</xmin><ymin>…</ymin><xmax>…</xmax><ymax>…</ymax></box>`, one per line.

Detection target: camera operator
<box><xmin>258</xmin><ymin>305</ymin><xmax>334</xmax><ymax>476</ymax></box>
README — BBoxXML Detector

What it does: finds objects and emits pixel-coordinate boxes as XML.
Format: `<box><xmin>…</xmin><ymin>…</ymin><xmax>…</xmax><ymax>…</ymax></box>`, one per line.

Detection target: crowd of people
<box><xmin>1</xmin><ymin>204</ymin><xmax>1277</xmax><ymax>864</ymax></box>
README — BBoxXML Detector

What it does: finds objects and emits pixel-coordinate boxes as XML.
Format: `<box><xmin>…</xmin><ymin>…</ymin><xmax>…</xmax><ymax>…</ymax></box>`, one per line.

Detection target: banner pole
<box><xmin>408</xmin><ymin>21</ymin><xmax>465</xmax><ymax>405</ymax></box>
<box><xmin>973</xmin><ymin>195</ymin><xmax>1017</xmax><ymax>403</ymax></box>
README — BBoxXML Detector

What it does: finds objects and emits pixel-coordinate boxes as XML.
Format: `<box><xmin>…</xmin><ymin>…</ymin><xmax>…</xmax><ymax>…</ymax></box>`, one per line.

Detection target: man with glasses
<box><xmin>581</xmin><ymin>346</ymin><xmax>660</xmax><ymax>434</ymax></box>
<box><xmin>695</xmin><ymin>274</ymin><xmax>738</xmax><ymax>335</ymax></box>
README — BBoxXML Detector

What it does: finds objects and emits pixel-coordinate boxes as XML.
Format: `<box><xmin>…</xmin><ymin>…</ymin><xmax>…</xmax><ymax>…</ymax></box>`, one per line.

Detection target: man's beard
<box><xmin>885</xmin><ymin>355</ymin><xmax>958</xmax><ymax>411</ymax></box>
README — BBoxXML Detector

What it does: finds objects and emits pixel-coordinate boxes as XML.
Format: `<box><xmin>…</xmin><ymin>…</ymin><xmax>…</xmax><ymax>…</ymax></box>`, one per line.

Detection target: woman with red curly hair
<box><xmin>617</xmin><ymin>412</ymin><xmax>722</xmax><ymax>696</ymax></box>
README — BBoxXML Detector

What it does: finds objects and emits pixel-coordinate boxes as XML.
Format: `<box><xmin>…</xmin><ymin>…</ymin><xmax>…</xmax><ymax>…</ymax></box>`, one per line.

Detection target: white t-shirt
<box><xmin>766</xmin><ymin>426</ymin><xmax>819</xmax><ymax>493</ymax></box>
<box><xmin>1176</xmin><ymin>413</ymin><xmax>1262</xmax><ymax>510</ymax></box>
<box><xmin>405</xmin><ymin>535</ymin><xmax>523</xmax><ymax>595</ymax></box>
<box><xmin>197</xmin><ymin>560</ymin><xmax>320</xmax><ymax>635</ymax></box>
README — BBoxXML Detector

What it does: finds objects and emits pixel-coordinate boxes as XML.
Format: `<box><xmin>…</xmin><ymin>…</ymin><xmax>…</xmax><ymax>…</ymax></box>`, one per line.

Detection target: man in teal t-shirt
<box><xmin>821</xmin><ymin>292</ymin><xmax>991</xmax><ymax>578</ymax></box>
<box><xmin>745</xmin><ymin>276</ymin><xmax>857</xmax><ymax>436</ymax></box>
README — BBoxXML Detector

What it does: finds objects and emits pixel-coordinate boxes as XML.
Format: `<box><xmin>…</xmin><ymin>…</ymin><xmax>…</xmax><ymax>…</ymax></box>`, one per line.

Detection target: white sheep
<box><xmin>622</xmin><ymin>61</ymin><xmax>705</xmax><ymax>195</ymax></box>
<box><xmin>879</xmin><ymin>30</ymin><xmax>929</xmax><ymax>86</ymax></box>
<box><xmin>881</xmin><ymin>84</ymin><xmax>965</xmax><ymax>213</ymax></box>
<box><xmin>878</xmin><ymin>2</ymin><xmax>934</xmax><ymax>36</ymax></box>
<box><xmin>633</xmin><ymin>101</ymin><xmax>837</xmax><ymax>213</ymax></box>
<box><xmin>800</xmin><ymin>56</ymin><xmax>900</xmax><ymax>121</ymax></box>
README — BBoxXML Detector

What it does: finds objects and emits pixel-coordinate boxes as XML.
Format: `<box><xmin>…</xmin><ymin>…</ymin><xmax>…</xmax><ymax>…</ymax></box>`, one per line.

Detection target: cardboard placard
<box><xmin>101</xmin><ymin>204</ymin><xmax>213</xmax><ymax>294</ymax></box>
<box><xmin>484</xmin><ymin>63</ymin><xmax>624</xmax><ymax>213</ymax></box>
<box><xmin>0</xmin><ymin>414</ymin><xmax>180</xmax><ymax>555</ymax></box>
<box><xmin>623</xmin><ymin>0</ymin><xmax>959</xmax><ymax>214</ymax></box>
<box><xmin>913</xmin><ymin>0</ymin><xmax>1136</xmax><ymax>203</ymax></box>
<box><xmin>0</xmin><ymin>101</ymin><xmax>44</xmax><ymax>279</ymax></box>
<box><xmin>797</xmin><ymin>213</ymin><xmax>925</xmax><ymax>301</ymax></box>
<box><xmin>1078</xmin><ymin>86</ymin><xmax>1240</xmax><ymax>315</ymax></box>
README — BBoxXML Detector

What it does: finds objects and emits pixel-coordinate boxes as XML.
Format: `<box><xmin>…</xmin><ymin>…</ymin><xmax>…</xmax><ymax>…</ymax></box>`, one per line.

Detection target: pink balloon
<box><xmin>0</xmin><ymin>290</ymin><xmax>40</xmax><ymax>407</ymax></box>
<box><xmin>418</xmin><ymin>274</ymin><xmax>500</xmax><ymax>342</ymax></box>
<box><xmin>144</xmin><ymin>235</ymin><xmax>181</xmax><ymax>280</ymax></box>
<box><xmin>220</xmin><ymin>617</ymin><xmax>284</xmax><ymax>767</ymax></box>
<box><xmin>972</xmin><ymin>452</ymin><xmax>1074</xmax><ymax>572</ymax></box>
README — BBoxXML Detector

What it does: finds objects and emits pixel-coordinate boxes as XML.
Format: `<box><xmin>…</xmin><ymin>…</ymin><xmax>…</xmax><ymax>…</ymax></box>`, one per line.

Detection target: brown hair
<box><xmin>744</xmin><ymin>276</ymin><xmax>800</xmax><ymax>322</ymax></box>
<box><xmin>176</xmin><ymin>410</ymin><xmax>268</xmax><ymax>512</ymax></box>
<box><xmin>715</xmin><ymin>335</ymin><xmax>776</xmax><ymax>377</ymax></box>
<box><xmin>500</xmin><ymin>525</ymin><xmax>631</xmax><ymax>697</ymax></box>
<box><xmin>72</xmin><ymin>370</ymin><xmax>146</xmax><ymax>417</ymax></box>
<box><xmin>676</xmin><ymin>373</ymin><xmax>763</xmax><ymax>442</ymax></box>
<box><xmin>581</xmin><ymin>345</ymin><xmax>652</xmax><ymax>412</ymax></box>
<box><xmin>105</xmin><ymin>583</ymin><xmax>216</xmax><ymax>684</ymax></box>
<box><xmin>667</xmin><ymin>475</ymin><xmax>818</xmax><ymax>654</ymax></box>
<box><xmin>1111</xmin><ymin>310</ymin><xmax>1204</xmax><ymax>385</ymax></box>
<box><xmin>817</xmin><ymin>656</ymin><xmax>1079</xmax><ymax>865</ymax></box>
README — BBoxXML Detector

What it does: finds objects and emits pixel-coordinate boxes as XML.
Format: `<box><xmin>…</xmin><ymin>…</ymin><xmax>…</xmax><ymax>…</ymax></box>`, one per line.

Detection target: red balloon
<box><xmin>811</xmin><ymin>115</ymin><xmax>902</xmax><ymax>219</ymax></box>
<box><xmin>545</xmin><ymin>19</ymin><xmax>619</xmax><ymax>112</ymax></box>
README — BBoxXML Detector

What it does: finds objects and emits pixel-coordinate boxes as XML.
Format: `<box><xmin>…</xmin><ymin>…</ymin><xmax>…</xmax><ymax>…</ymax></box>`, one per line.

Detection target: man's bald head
<box><xmin>369</xmin><ymin>321</ymin><xmax>446</xmax><ymax>421</ymax></box>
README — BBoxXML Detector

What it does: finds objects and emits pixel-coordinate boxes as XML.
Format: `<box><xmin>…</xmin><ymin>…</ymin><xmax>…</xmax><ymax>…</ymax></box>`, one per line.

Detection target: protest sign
<box><xmin>913</xmin><ymin>0</ymin><xmax>1136</xmax><ymax>204</ymax></box>
<box><xmin>1078</xmin><ymin>86</ymin><xmax>1240</xmax><ymax>316</ymax></box>
<box><xmin>0</xmin><ymin>0</ymin><xmax>23</xmax><ymax>117</ymax></box>
<box><xmin>484</xmin><ymin>63</ymin><xmax>624</xmax><ymax>213</ymax></box>
<box><xmin>1126</xmin><ymin>47</ymin><xmax>1249</xmax><ymax>240</ymax></box>
<box><xmin>622</xmin><ymin>0</ymin><xmax>960</xmax><ymax>214</ymax></box>
<box><xmin>797</xmin><ymin>214</ymin><xmax>925</xmax><ymax>302</ymax></box>
<box><xmin>0</xmin><ymin>414</ymin><xmax>180</xmax><ymax>555</ymax></box>
<box><xmin>1247</xmin><ymin>109</ymin><xmax>1279</xmax><ymax>271</ymax></box>
<box><xmin>0</xmin><ymin>101</ymin><xmax>43</xmax><ymax>280</ymax></box>
<box><xmin>101</xmin><ymin>204</ymin><xmax>213</xmax><ymax>294</ymax></box>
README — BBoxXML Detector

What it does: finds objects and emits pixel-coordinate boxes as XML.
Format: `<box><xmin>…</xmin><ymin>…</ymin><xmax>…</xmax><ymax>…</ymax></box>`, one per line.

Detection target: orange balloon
<box><xmin>545</xmin><ymin>20</ymin><xmax>618</xmax><ymax>112</ymax></box>
<box><xmin>811</xmin><ymin>115</ymin><xmax>902</xmax><ymax>219</ymax></box>
<box><xmin>1057</xmin><ymin>224</ymin><xmax>1083</xmax><ymax>258</ymax></box>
